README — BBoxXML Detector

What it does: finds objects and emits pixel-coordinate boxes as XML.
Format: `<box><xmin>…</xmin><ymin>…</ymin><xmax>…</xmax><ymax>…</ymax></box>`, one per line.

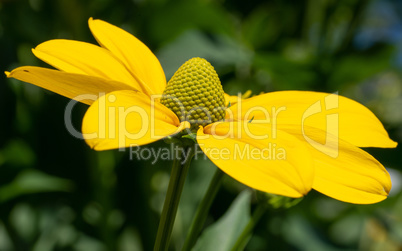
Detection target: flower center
<box><xmin>160</xmin><ymin>57</ymin><xmax>226</xmax><ymax>131</ymax></box>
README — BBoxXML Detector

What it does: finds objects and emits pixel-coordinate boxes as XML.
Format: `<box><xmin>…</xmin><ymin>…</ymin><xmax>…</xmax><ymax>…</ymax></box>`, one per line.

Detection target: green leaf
<box><xmin>193</xmin><ymin>190</ymin><xmax>252</xmax><ymax>251</ymax></box>
<box><xmin>182</xmin><ymin>133</ymin><xmax>197</xmax><ymax>142</ymax></box>
<box><xmin>0</xmin><ymin>169</ymin><xmax>73</xmax><ymax>202</ymax></box>
<box><xmin>283</xmin><ymin>215</ymin><xmax>342</xmax><ymax>251</ymax></box>
<box><xmin>0</xmin><ymin>140</ymin><xmax>36</xmax><ymax>166</ymax></box>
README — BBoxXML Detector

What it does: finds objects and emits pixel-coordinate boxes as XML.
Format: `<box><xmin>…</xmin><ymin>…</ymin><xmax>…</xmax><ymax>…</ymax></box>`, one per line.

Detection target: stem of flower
<box><xmin>230</xmin><ymin>203</ymin><xmax>267</xmax><ymax>251</ymax></box>
<box><xmin>182</xmin><ymin>168</ymin><xmax>225</xmax><ymax>251</ymax></box>
<box><xmin>153</xmin><ymin>144</ymin><xmax>195</xmax><ymax>251</ymax></box>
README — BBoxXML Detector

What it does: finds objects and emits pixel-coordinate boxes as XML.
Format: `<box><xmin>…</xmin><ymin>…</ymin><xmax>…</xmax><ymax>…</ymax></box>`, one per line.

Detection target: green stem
<box><xmin>153</xmin><ymin>144</ymin><xmax>195</xmax><ymax>251</ymax></box>
<box><xmin>182</xmin><ymin>168</ymin><xmax>225</xmax><ymax>251</ymax></box>
<box><xmin>230</xmin><ymin>204</ymin><xmax>267</xmax><ymax>251</ymax></box>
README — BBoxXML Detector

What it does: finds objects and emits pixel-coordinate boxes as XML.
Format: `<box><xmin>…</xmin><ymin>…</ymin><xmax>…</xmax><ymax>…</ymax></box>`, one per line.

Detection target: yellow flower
<box><xmin>6</xmin><ymin>18</ymin><xmax>397</xmax><ymax>204</ymax></box>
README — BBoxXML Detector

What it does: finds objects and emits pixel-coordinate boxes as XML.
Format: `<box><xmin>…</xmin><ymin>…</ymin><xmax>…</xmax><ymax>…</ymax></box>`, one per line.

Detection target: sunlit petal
<box><xmin>88</xmin><ymin>18</ymin><xmax>166</xmax><ymax>96</ymax></box>
<box><xmin>33</xmin><ymin>39</ymin><xmax>142</xmax><ymax>91</ymax></box>
<box><xmin>227</xmin><ymin>91</ymin><xmax>397</xmax><ymax>148</ymax></box>
<box><xmin>6</xmin><ymin>66</ymin><xmax>133</xmax><ymax>105</ymax></box>
<box><xmin>280</xmin><ymin>125</ymin><xmax>392</xmax><ymax>204</ymax></box>
<box><xmin>82</xmin><ymin>90</ymin><xmax>188</xmax><ymax>150</ymax></box>
<box><xmin>224</xmin><ymin>93</ymin><xmax>241</xmax><ymax>107</ymax></box>
<box><xmin>197</xmin><ymin>122</ymin><xmax>314</xmax><ymax>198</ymax></box>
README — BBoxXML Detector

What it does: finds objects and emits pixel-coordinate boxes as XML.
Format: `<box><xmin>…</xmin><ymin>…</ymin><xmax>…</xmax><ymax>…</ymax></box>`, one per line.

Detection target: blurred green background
<box><xmin>1</xmin><ymin>0</ymin><xmax>402</xmax><ymax>250</ymax></box>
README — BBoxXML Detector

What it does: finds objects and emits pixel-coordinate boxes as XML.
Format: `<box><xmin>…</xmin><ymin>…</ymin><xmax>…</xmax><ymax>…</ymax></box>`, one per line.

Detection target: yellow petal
<box><xmin>6</xmin><ymin>66</ymin><xmax>134</xmax><ymax>105</ymax></box>
<box><xmin>82</xmin><ymin>90</ymin><xmax>188</xmax><ymax>150</ymax></box>
<box><xmin>88</xmin><ymin>18</ymin><xmax>166</xmax><ymax>96</ymax></box>
<box><xmin>197</xmin><ymin>122</ymin><xmax>314</xmax><ymax>198</ymax></box>
<box><xmin>280</xmin><ymin>125</ymin><xmax>392</xmax><ymax>204</ymax></box>
<box><xmin>224</xmin><ymin>93</ymin><xmax>241</xmax><ymax>107</ymax></box>
<box><xmin>227</xmin><ymin>91</ymin><xmax>397</xmax><ymax>148</ymax></box>
<box><xmin>33</xmin><ymin>39</ymin><xmax>142</xmax><ymax>91</ymax></box>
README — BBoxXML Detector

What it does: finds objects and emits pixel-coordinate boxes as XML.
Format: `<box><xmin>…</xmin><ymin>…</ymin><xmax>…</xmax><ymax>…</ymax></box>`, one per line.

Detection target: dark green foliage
<box><xmin>1</xmin><ymin>0</ymin><xmax>402</xmax><ymax>250</ymax></box>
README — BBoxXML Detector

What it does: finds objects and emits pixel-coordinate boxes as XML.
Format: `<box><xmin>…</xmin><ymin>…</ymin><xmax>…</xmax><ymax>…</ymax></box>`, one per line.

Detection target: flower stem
<box><xmin>230</xmin><ymin>203</ymin><xmax>267</xmax><ymax>251</ymax></box>
<box><xmin>182</xmin><ymin>168</ymin><xmax>225</xmax><ymax>251</ymax></box>
<box><xmin>153</xmin><ymin>144</ymin><xmax>195</xmax><ymax>251</ymax></box>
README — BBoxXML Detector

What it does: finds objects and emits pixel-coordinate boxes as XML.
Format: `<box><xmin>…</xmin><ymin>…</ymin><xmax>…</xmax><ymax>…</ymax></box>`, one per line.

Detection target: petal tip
<box><xmin>88</xmin><ymin>17</ymin><xmax>94</xmax><ymax>24</ymax></box>
<box><xmin>196</xmin><ymin>125</ymin><xmax>205</xmax><ymax>133</ymax></box>
<box><xmin>362</xmin><ymin>195</ymin><xmax>388</xmax><ymax>204</ymax></box>
<box><xmin>176</xmin><ymin>121</ymin><xmax>191</xmax><ymax>133</ymax></box>
<box><xmin>31</xmin><ymin>47</ymin><xmax>39</xmax><ymax>55</ymax></box>
<box><xmin>374</xmin><ymin>139</ymin><xmax>398</xmax><ymax>148</ymax></box>
<box><xmin>4</xmin><ymin>71</ymin><xmax>11</xmax><ymax>77</ymax></box>
<box><xmin>182</xmin><ymin>121</ymin><xmax>191</xmax><ymax>129</ymax></box>
<box><xmin>88</xmin><ymin>17</ymin><xmax>96</xmax><ymax>29</ymax></box>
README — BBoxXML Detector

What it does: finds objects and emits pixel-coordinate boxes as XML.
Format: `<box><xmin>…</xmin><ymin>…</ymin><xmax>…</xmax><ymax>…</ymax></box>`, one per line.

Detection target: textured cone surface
<box><xmin>161</xmin><ymin>57</ymin><xmax>225</xmax><ymax>130</ymax></box>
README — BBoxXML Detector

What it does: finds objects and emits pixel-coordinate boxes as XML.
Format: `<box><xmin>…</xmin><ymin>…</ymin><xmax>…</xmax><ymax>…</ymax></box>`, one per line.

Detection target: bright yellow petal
<box><xmin>6</xmin><ymin>66</ymin><xmax>134</xmax><ymax>105</ymax></box>
<box><xmin>224</xmin><ymin>91</ymin><xmax>254</xmax><ymax>106</ymax></box>
<box><xmin>88</xmin><ymin>18</ymin><xmax>166</xmax><ymax>96</ymax></box>
<box><xmin>224</xmin><ymin>93</ymin><xmax>241</xmax><ymax>106</ymax></box>
<box><xmin>197</xmin><ymin>122</ymin><xmax>314</xmax><ymax>198</ymax></box>
<box><xmin>280</xmin><ymin>125</ymin><xmax>392</xmax><ymax>204</ymax></box>
<box><xmin>227</xmin><ymin>91</ymin><xmax>397</xmax><ymax>148</ymax></box>
<box><xmin>33</xmin><ymin>39</ymin><xmax>142</xmax><ymax>91</ymax></box>
<box><xmin>82</xmin><ymin>90</ymin><xmax>188</xmax><ymax>150</ymax></box>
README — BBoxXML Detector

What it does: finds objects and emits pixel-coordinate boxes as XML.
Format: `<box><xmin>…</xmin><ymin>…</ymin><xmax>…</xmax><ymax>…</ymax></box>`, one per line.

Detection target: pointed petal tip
<box><xmin>294</xmin><ymin>193</ymin><xmax>306</xmax><ymax>199</ymax></box>
<box><xmin>4</xmin><ymin>71</ymin><xmax>11</xmax><ymax>77</ymax></box>
<box><xmin>180</xmin><ymin>121</ymin><xmax>191</xmax><ymax>130</ymax></box>
<box><xmin>351</xmin><ymin>195</ymin><xmax>388</xmax><ymax>205</ymax></box>
<box><xmin>88</xmin><ymin>17</ymin><xmax>97</xmax><ymax>29</ymax></box>
<box><xmin>88</xmin><ymin>17</ymin><xmax>103</xmax><ymax>27</ymax></box>
<box><xmin>259</xmin><ymin>185</ymin><xmax>307</xmax><ymax>199</ymax></box>
<box><xmin>389</xmin><ymin>140</ymin><xmax>398</xmax><ymax>148</ymax></box>
<box><xmin>31</xmin><ymin>48</ymin><xmax>39</xmax><ymax>57</ymax></box>
<box><xmin>298</xmin><ymin>186</ymin><xmax>310</xmax><ymax>198</ymax></box>
<box><xmin>368</xmin><ymin>138</ymin><xmax>398</xmax><ymax>148</ymax></box>
<box><xmin>328</xmin><ymin>193</ymin><xmax>388</xmax><ymax>205</ymax></box>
